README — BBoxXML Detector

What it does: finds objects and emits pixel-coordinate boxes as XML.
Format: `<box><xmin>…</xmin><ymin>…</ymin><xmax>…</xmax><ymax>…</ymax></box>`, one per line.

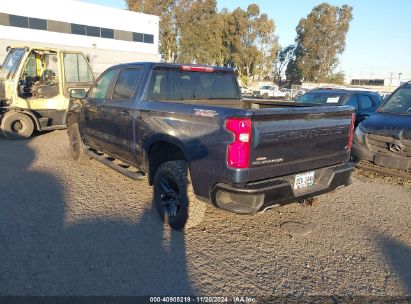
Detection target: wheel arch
<box><xmin>144</xmin><ymin>137</ymin><xmax>188</xmax><ymax>186</ymax></box>
<box><xmin>1</xmin><ymin>108</ymin><xmax>40</xmax><ymax>131</ymax></box>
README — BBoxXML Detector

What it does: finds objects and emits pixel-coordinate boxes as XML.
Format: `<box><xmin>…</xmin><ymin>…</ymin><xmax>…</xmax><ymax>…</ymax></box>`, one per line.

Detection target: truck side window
<box><xmin>63</xmin><ymin>53</ymin><xmax>93</xmax><ymax>83</ymax></box>
<box><xmin>358</xmin><ymin>95</ymin><xmax>373</xmax><ymax>109</ymax></box>
<box><xmin>89</xmin><ymin>70</ymin><xmax>115</xmax><ymax>100</ymax></box>
<box><xmin>112</xmin><ymin>68</ymin><xmax>143</xmax><ymax>100</ymax></box>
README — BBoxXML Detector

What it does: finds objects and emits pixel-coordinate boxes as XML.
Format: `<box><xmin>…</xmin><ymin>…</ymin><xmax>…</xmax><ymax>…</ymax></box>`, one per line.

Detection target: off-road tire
<box><xmin>1</xmin><ymin>112</ymin><xmax>34</xmax><ymax>139</ymax></box>
<box><xmin>262</xmin><ymin>93</ymin><xmax>269</xmax><ymax>99</ymax></box>
<box><xmin>153</xmin><ymin>160</ymin><xmax>206</xmax><ymax>230</ymax></box>
<box><xmin>67</xmin><ymin>123</ymin><xmax>88</xmax><ymax>163</ymax></box>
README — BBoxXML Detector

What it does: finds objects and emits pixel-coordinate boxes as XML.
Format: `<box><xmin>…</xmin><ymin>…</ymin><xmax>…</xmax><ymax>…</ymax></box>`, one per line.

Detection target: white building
<box><xmin>0</xmin><ymin>0</ymin><xmax>160</xmax><ymax>75</ymax></box>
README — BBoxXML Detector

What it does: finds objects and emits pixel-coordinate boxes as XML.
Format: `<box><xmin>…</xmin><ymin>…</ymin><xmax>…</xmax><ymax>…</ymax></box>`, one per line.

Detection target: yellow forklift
<box><xmin>0</xmin><ymin>45</ymin><xmax>94</xmax><ymax>139</ymax></box>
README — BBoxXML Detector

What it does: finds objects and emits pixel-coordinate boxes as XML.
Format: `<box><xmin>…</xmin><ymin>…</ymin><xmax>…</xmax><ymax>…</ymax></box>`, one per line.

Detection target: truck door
<box><xmin>100</xmin><ymin>67</ymin><xmax>144</xmax><ymax>163</ymax></box>
<box><xmin>81</xmin><ymin>68</ymin><xmax>116</xmax><ymax>148</ymax></box>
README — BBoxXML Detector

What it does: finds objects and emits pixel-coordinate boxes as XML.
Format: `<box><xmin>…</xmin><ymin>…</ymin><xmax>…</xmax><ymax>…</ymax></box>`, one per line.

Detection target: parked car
<box><xmin>352</xmin><ymin>82</ymin><xmax>411</xmax><ymax>175</ymax></box>
<box><xmin>67</xmin><ymin>62</ymin><xmax>355</xmax><ymax>230</ymax></box>
<box><xmin>252</xmin><ymin>85</ymin><xmax>288</xmax><ymax>99</ymax></box>
<box><xmin>240</xmin><ymin>86</ymin><xmax>252</xmax><ymax>95</ymax></box>
<box><xmin>294</xmin><ymin>88</ymin><xmax>382</xmax><ymax>126</ymax></box>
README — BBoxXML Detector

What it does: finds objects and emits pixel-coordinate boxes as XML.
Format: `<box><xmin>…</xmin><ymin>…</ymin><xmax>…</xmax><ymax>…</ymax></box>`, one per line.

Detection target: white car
<box><xmin>240</xmin><ymin>86</ymin><xmax>252</xmax><ymax>95</ymax></box>
<box><xmin>252</xmin><ymin>85</ymin><xmax>288</xmax><ymax>99</ymax></box>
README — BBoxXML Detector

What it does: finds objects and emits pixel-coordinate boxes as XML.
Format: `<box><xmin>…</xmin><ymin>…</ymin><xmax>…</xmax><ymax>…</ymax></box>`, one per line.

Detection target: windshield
<box><xmin>0</xmin><ymin>48</ymin><xmax>26</xmax><ymax>79</ymax></box>
<box><xmin>260</xmin><ymin>86</ymin><xmax>272</xmax><ymax>90</ymax></box>
<box><xmin>295</xmin><ymin>93</ymin><xmax>344</xmax><ymax>105</ymax></box>
<box><xmin>379</xmin><ymin>87</ymin><xmax>411</xmax><ymax>114</ymax></box>
<box><xmin>147</xmin><ymin>69</ymin><xmax>240</xmax><ymax>101</ymax></box>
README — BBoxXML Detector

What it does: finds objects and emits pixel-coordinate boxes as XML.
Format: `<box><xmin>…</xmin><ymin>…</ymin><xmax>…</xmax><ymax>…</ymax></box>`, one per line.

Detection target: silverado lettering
<box><xmin>263</xmin><ymin>126</ymin><xmax>348</xmax><ymax>142</ymax></box>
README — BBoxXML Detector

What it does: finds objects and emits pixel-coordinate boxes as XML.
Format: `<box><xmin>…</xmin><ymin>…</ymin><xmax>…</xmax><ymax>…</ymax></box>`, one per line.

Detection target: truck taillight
<box><xmin>180</xmin><ymin>65</ymin><xmax>214</xmax><ymax>73</ymax></box>
<box><xmin>226</xmin><ymin>118</ymin><xmax>252</xmax><ymax>169</ymax></box>
<box><xmin>347</xmin><ymin>113</ymin><xmax>355</xmax><ymax>151</ymax></box>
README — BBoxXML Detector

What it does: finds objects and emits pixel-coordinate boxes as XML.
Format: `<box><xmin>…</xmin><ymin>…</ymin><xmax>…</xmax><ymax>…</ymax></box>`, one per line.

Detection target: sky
<box><xmin>80</xmin><ymin>0</ymin><xmax>411</xmax><ymax>80</ymax></box>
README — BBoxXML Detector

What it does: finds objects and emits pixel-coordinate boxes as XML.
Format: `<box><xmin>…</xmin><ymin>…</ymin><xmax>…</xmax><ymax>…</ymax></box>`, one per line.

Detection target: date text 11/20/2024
<box><xmin>149</xmin><ymin>296</ymin><xmax>257</xmax><ymax>303</ymax></box>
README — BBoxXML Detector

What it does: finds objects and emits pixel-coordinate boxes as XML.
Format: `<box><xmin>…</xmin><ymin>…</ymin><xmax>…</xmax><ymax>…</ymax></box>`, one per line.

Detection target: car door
<box><xmin>100</xmin><ymin>67</ymin><xmax>144</xmax><ymax>163</ymax></box>
<box><xmin>357</xmin><ymin>94</ymin><xmax>376</xmax><ymax>123</ymax></box>
<box><xmin>80</xmin><ymin>68</ymin><xmax>116</xmax><ymax>149</ymax></box>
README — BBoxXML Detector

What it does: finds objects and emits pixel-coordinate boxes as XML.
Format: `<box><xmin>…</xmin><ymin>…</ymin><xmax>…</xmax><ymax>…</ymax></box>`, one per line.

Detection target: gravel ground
<box><xmin>0</xmin><ymin>130</ymin><xmax>410</xmax><ymax>298</ymax></box>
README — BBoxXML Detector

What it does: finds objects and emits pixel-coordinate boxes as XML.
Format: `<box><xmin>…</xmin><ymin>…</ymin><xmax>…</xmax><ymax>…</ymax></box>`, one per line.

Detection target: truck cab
<box><xmin>0</xmin><ymin>46</ymin><xmax>94</xmax><ymax>139</ymax></box>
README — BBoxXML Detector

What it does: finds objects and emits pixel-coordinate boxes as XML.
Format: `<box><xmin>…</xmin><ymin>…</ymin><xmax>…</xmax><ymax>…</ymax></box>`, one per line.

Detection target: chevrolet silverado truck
<box><xmin>67</xmin><ymin>62</ymin><xmax>355</xmax><ymax>230</ymax></box>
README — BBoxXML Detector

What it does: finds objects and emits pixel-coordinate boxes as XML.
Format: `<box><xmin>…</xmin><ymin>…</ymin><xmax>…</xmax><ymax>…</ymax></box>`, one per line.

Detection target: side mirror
<box><xmin>70</xmin><ymin>88</ymin><xmax>87</xmax><ymax>99</ymax></box>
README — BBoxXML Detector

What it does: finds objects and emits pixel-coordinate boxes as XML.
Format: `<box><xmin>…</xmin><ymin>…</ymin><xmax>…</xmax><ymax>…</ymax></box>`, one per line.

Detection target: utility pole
<box><xmin>389</xmin><ymin>72</ymin><xmax>394</xmax><ymax>87</ymax></box>
<box><xmin>398</xmin><ymin>72</ymin><xmax>402</xmax><ymax>86</ymax></box>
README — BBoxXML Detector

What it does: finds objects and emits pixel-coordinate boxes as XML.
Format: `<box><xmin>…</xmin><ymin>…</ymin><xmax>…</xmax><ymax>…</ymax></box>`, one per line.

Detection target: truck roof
<box><xmin>110</xmin><ymin>62</ymin><xmax>236</xmax><ymax>73</ymax></box>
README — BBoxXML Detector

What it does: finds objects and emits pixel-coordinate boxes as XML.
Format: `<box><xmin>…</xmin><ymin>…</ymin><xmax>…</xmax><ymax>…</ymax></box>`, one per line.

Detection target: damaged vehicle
<box><xmin>67</xmin><ymin>62</ymin><xmax>355</xmax><ymax>230</ymax></box>
<box><xmin>352</xmin><ymin>82</ymin><xmax>411</xmax><ymax>177</ymax></box>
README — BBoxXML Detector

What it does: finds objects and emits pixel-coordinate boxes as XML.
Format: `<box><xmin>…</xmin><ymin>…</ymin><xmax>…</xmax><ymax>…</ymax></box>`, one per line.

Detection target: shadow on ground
<box><xmin>374</xmin><ymin>232</ymin><xmax>411</xmax><ymax>294</ymax></box>
<box><xmin>0</xmin><ymin>137</ymin><xmax>195</xmax><ymax>295</ymax></box>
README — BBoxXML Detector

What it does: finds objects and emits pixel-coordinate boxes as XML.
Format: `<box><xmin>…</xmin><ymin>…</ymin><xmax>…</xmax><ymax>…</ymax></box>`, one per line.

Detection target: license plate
<box><xmin>294</xmin><ymin>171</ymin><xmax>315</xmax><ymax>190</ymax></box>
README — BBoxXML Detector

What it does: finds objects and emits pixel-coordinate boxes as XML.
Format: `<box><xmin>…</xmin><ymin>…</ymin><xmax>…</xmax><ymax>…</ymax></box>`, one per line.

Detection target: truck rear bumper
<box><xmin>210</xmin><ymin>162</ymin><xmax>354</xmax><ymax>214</ymax></box>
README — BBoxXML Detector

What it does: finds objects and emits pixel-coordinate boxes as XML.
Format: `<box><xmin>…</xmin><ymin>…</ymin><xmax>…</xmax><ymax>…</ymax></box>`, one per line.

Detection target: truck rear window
<box><xmin>147</xmin><ymin>69</ymin><xmax>240</xmax><ymax>101</ymax></box>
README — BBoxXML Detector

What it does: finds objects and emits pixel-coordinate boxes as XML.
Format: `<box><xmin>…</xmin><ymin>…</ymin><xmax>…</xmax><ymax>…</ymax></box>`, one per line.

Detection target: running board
<box><xmin>85</xmin><ymin>148</ymin><xmax>145</xmax><ymax>180</ymax></box>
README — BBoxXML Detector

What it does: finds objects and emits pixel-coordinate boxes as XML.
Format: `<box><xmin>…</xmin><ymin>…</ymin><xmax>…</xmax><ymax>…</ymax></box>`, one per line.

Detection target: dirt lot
<box><xmin>0</xmin><ymin>130</ymin><xmax>410</xmax><ymax>298</ymax></box>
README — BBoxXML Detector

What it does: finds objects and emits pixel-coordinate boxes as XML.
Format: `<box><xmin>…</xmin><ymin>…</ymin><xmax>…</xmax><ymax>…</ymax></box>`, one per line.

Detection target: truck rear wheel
<box><xmin>262</xmin><ymin>93</ymin><xmax>269</xmax><ymax>99</ymax></box>
<box><xmin>67</xmin><ymin>123</ymin><xmax>88</xmax><ymax>163</ymax></box>
<box><xmin>153</xmin><ymin>160</ymin><xmax>206</xmax><ymax>230</ymax></box>
<box><xmin>1</xmin><ymin>112</ymin><xmax>34</xmax><ymax>139</ymax></box>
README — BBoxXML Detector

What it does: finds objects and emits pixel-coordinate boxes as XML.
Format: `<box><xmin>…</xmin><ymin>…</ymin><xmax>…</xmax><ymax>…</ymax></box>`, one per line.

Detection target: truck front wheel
<box><xmin>153</xmin><ymin>161</ymin><xmax>206</xmax><ymax>230</ymax></box>
<box><xmin>67</xmin><ymin>123</ymin><xmax>88</xmax><ymax>163</ymax></box>
<box><xmin>1</xmin><ymin>112</ymin><xmax>34</xmax><ymax>139</ymax></box>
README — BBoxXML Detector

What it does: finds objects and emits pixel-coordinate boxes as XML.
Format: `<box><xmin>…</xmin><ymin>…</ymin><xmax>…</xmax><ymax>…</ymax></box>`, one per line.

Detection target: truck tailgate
<box><xmin>249</xmin><ymin>106</ymin><xmax>353</xmax><ymax>182</ymax></box>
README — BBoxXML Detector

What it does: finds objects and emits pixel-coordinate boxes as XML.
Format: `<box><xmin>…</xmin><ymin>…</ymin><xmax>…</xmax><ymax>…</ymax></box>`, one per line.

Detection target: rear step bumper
<box><xmin>211</xmin><ymin>162</ymin><xmax>354</xmax><ymax>214</ymax></box>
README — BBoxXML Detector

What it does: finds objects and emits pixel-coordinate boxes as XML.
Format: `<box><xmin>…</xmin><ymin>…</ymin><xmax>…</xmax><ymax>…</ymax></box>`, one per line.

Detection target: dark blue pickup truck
<box><xmin>67</xmin><ymin>62</ymin><xmax>355</xmax><ymax>230</ymax></box>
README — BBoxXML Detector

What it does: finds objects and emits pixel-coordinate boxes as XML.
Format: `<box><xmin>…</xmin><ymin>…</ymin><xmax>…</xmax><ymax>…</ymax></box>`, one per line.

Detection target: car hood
<box><xmin>360</xmin><ymin>112</ymin><xmax>411</xmax><ymax>140</ymax></box>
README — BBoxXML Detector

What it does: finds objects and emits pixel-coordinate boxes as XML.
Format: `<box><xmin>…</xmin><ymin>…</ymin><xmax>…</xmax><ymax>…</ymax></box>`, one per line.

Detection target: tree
<box><xmin>285</xmin><ymin>58</ymin><xmax>302</xmax><ymax>85</ymax></box>
<box><xmin>294</xmin><ymin>3</ymin><xmax>353</xmax><ymax>82</ymax></box>
<box><xmin>126</xmin><ymin>1</ymin><xmax>279</xmax><ymax>76</ymax></box>
<box><xmin>324</xmin><ymin>71</ymin><xmax>345</xmax><ymax>84</ymax></box>
<box><xmin>175</xmin><ymin>0</ymin><xmax>222</xmax><ymax>65</ymax></box>
<box><xmin>226</xmin><ymin>4</ymin><xmax>278</xmax><ymax>83</ymax></box>
<box><xmin>274</xmin><ymin>44</ymin><xmax>295</xmax><ymax>84</ymax></box>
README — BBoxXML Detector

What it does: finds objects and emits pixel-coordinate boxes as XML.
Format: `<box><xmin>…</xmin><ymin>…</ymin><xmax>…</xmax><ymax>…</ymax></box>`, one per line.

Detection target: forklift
<box><xmin>0</xmin><ymin>45</ymin><xmax>94</xmax><ymax>139</ymax></box>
